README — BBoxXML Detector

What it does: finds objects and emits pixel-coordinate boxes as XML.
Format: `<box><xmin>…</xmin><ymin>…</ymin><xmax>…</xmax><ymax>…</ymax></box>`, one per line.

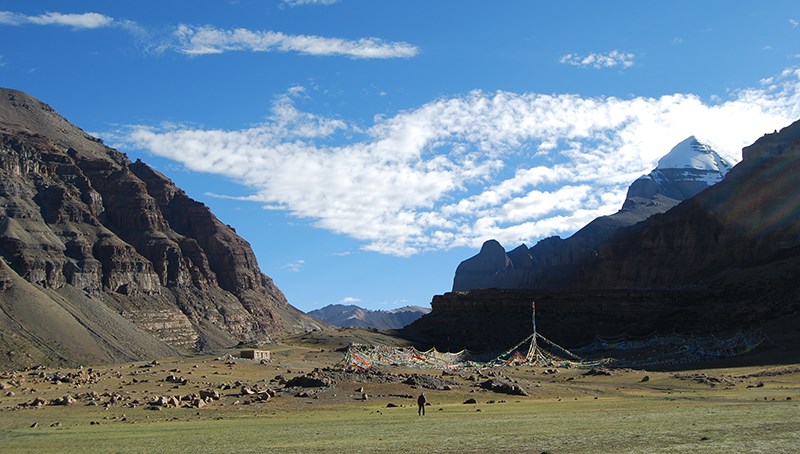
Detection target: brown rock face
<box><xmin>0</xmin><ymin>88</ymin><xmax>324</xmax><ymax>367</ymax></box>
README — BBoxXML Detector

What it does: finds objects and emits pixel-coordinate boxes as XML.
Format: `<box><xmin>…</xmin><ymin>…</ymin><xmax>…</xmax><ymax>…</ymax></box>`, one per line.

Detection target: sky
<box><xmin>2</xmin><ymin>1</ymin><xmax>800</xmax><ymax>313</ymax></box>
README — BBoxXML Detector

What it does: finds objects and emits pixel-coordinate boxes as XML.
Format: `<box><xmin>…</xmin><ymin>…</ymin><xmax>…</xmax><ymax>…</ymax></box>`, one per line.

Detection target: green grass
<box><xmin>2</xmin><ymin>396</ymin><xmax>798</xmax><ymax>453</ymax></box>
<box><xmin>2</xmin><ymin>342</ymin><xmax>799</xmax><ymax>453</ymax></box>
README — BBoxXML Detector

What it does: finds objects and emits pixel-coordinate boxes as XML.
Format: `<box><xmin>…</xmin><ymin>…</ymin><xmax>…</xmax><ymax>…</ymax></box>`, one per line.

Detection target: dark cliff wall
<box><xmin>403</xmin><ymin>289</ymin><xmax>736</xmax><ymax>351</ymax></box>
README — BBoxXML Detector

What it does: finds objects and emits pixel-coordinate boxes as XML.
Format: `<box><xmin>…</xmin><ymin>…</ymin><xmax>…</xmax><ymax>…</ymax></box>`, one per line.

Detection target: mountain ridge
<box><xmin>452</xmin><ymin>136</ymin><xmax>732</xmax><ymax>292</ymax></box>
<box><xmin>308</xmin><ymin>304</ymin><xmax>430</xmax><ymax>329</ymax></box>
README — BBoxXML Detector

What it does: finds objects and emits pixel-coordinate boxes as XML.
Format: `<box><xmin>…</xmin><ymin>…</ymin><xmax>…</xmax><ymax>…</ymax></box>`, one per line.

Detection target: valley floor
<box><xmin>0</xmin><ymin>329</ymin><xmax>798</xmax><ymax>453</ymax></box>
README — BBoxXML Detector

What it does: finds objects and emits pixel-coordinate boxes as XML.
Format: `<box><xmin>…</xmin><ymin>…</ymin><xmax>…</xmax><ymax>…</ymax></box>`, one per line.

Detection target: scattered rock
<box><xmin>479</xmin><ymin>379</ymin><xmax>529</xmax><ymax>396</ymax></box>
<box><xmin>51</xmin><ymin>396</ymin><xmax>76</xmax><ymax>406</ymax></box>
<box><xmin>386</xmin><ymin>403</ymin><xmax>398</xmax><ymax>408</ymax></box>
<box><xmin>583</xmin><ymin>368</ymin><xmax>613</xmax><ymax>376</ymax></box>
<box><xmin>285</xmin><ymin>371</ymin><xmax>334</xmax><ymax>388</ymax></box>
<box><xmin>463</xmin><ymin>398</ymin><xmax>477</xmax><ymax>404</ymax></box>
<box><xmin>165</xmin><ymin>374</ymin><xmax>188</xmax><ymax>385</ymax></box>
<box><xmin>640</xmin><ymin>375</ymin><xmax>650</xmax><ymax>383</ymax></box>
<box><xmin>673</xmin><ymin>373</ymin><xmax>737</xmax><ymax>387</ymax></box>
<box><xmin>402</xmin><ymin>374</ymin><xmax>458</xmax><ymax>390</ymax></box>
<box><xmin>199</xmin><ymin>389</ymin><xmax>220</xmax><ymax>400</ymax></box>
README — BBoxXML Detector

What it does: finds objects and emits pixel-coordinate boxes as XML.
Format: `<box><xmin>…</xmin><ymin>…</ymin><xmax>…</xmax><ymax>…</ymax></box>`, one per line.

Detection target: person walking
<box><xmin>417</xmin><ymin>392</ymin><xmax>426</xmax><ymax>416</ymax></box>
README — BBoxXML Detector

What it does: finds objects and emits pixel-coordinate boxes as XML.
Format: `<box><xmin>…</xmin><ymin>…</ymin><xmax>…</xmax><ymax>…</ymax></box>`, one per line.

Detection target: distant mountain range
<box><xmin>452</xmin><ymin>136</ymin><xmax>732</xmax><ymax>292</ymax></box>
<box><xmin>308</xmin><ymin>304</ymin><xmax>430</xmax><ymax>329</ymax></box>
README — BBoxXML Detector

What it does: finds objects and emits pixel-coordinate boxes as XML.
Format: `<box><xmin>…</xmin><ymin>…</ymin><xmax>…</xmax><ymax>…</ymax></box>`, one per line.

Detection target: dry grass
<box><xmin>0</xmin><ymin>332</ymin><xmax>798</xmax><ymax>453</ymax></box>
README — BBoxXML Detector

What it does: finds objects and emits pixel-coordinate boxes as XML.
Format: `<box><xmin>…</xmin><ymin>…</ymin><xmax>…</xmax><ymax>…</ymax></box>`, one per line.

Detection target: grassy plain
<box><xmin>0</xmin><ymin>330</ymin><xmax>798</xmax><ymax>453</ymax></box>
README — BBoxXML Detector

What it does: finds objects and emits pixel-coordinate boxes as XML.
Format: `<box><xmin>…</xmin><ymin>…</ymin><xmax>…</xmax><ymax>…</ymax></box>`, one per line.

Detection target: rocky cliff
<box><xmin>452</xmin><ymin>137</ymin><xmax>732</xmax><ymax>292</ymax></box>
<box><xmin>0</xmin><ymin>88</ymin><xmax>325</xmax><ymax>368</ymax></box>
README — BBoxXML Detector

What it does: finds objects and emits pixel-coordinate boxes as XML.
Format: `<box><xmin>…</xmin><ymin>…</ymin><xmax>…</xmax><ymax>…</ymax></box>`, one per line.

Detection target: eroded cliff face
<box><xmin>0</xmin><ymin>88</ymin><xmax>324</xmax><ymax>366</ymax></box>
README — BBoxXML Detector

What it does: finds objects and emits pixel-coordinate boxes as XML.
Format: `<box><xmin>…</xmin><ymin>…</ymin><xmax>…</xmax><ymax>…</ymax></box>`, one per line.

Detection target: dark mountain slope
<box><xmin>0</xmin><ymin>88</ymin><xmax>325</xmax><ymax>368</ymax></box>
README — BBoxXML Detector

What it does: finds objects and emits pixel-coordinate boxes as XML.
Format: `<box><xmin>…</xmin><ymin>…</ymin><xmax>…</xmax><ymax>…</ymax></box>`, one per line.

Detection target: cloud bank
<box><xmin>122</xmin><ymin>68</ymin><xmax>800</xmax><ymax>256</ymax></box>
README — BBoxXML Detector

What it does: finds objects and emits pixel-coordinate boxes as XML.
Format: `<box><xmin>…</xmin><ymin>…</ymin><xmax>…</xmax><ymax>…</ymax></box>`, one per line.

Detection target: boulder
<box><xmin>479</xmin><ymin>379</ymin><xmax>530</xmax><ymax>396</ymax></box>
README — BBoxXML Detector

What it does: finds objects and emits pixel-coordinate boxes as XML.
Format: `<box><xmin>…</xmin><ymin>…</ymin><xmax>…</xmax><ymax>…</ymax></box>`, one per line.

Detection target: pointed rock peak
<box><xmin>656</xmin><ymin>136</ymin><xmax>732</xmax><ymax>175</ymax></box>
<box><xmin>509</xmin><ymin>244</ymin><xmax>529</xmax><ymax>253</ymax></box>
<box><xmin>479</xmin><ymin>239</ymin><xmax>505</xmax><ymax>254</ymax></box>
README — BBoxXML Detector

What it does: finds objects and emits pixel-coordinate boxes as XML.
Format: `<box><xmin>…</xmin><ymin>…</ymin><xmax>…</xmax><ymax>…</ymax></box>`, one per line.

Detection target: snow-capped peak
<box><xmin>656</xmin><ymin>136</ymin><xmax>732</xmax><ymax>175</ymax></box>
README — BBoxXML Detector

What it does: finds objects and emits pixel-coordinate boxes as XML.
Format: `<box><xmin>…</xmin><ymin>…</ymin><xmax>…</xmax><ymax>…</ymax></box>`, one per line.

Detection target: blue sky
<box><xmin>2</xmin><ymin>1</ymin><xmax>800</xmax><ymax>312</ymax></box>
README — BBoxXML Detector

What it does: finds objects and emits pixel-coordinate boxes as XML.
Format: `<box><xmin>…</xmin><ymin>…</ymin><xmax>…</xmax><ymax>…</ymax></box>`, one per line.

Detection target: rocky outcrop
<box><xmin>0</xmin><ymin>88</ymin><xmax>325</xmax><ymax>367</ymax></box>
<box><xmin>452</xmin><ymin>137</ymin><xmax>732</xmax><ymax>292</ymax></box>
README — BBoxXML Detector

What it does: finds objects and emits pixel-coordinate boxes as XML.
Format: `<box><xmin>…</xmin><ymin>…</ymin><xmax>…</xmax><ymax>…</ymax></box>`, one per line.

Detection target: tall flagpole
<box><xmin>527</xmin><ymin>301</ymin><xmax>537</xmax><ymax>362</ymax></box>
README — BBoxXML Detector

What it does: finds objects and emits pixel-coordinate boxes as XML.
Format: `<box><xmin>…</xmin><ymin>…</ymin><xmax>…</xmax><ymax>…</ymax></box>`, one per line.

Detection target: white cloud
<box><xmin>283</xmin><ymin>0</ymin><xmax>338</xmax><ymax>6</ymax></box>
<box><xmin>121</xmin><ymin>67</ymin><xmax>800</xmax><ymax>257</ymax></box>
<box><xmin>170</xmin><ymin>24</ymin><xmax>418</xmax><ymax>59</ymax></box>
<box><xmin>790</xmin><ymin>19</ymin><xmax>799</xmax><ymax>28</ymax></box>
<box><xmin>0</xmin><ymin>11</ymin><xmax>412</xmax><ymax>60</ymax></box>
<box><xmin>0</xmin><ymin>11</ymin><xmax>114</xmax><ymax>29</ymax></box>
<box><xmin>283</xmin><ymin>259</ymin><xmax>305</xmax><ymax>272</ymax></box>
<box><xmin>559</xmin><ymin>50</ymin><xmax>636</xmax><ymax>69</ymax></box>
<box><xmin>340</xmin><ymin>297</ymin><xmax>361</xmax><ymax>303</ymax></box>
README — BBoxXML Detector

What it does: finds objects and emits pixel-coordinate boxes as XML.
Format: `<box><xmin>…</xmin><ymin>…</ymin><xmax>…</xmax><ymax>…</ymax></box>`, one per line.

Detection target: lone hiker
<box><xmin>417</xmin><ymin>392</ymin><xmax>426</xmax><ymax>416</ymax></box>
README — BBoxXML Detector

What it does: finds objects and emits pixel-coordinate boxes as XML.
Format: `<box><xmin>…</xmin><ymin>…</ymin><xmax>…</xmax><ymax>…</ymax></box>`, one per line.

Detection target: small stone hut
<box><xmin>240</xmin><ymin>349</ymin><xmax>271</xmax><ymax>361</ymax></box>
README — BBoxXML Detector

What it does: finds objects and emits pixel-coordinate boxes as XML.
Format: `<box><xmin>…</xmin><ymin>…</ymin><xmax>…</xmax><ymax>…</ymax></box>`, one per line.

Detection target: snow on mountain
<box><xmin>307</xmin><ymin>304</ymin><xmax>431</xmax><ymax>329</ymax></box>
<box><xmin>657</xmin><ymin>136</ymin><xmax>733</xmax><ymax>174</ymax></box>
<box><xmin>452</xmin><ymin>135</ymin><xmax>734</xmax><ymax>292</ymax></box>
